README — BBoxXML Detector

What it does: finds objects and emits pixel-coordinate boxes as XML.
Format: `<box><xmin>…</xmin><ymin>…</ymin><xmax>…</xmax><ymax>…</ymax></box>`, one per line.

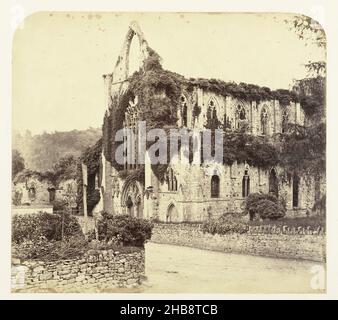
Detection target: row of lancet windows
<box><xmin>210</xmin><ymin>169</ymin><xmax>300</xmax><ymax>207</ymax></box>
<box><xmin>166</xmin><ymin>168</ymin><xmax>178</xmax><ymax>191</ymax></box>
<box><xmin>211</xmin><ymin>170</ymin><xmax>250</xmax><ymax>199</ymax></box>
<box><xmin>165</xmin><ymin>164</ymin><xmax>300</xmax><ymax>207</ymax></box>
<box><xmin>181</xmin><ymin>96</ymin><xmax>290</xmax><ymax>134</ymax></box>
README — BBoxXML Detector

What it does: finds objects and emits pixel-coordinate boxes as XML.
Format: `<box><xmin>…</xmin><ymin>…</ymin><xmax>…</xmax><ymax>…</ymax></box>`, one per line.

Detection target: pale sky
<box><xmin>12</xmin><ymin>12</ymin><xmax>326</xmax><ymax>134</ymax></box>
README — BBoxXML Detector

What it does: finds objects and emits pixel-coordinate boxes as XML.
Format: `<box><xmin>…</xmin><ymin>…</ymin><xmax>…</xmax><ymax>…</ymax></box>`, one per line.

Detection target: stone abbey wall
<box><xmin>99</xmin><ymin>22</ymin><xmax>324</xmax><ymax>224</ymax></box>
<box><xmin>12</xmin><ymin>175</ymin><xmax>77</xmax><ymax>208</ymax></box>
<box><xmin>150</xmin><ymin>162</ymin><xmax>321</xmax><ymax>222</ymax></box>
<box><xmin>151</xmin><ymin>223</ymin><xmax>326</xmax><ymax>262</ymax></box>
<box><xmin>178</xmin><ymin>88</ymin><xmax>305</xmax><ymax>135</ymax></box>
<box><xmin>11</xmin><ymin>249</ymin><xmax>145</xmax><ymax>293</ymax></box>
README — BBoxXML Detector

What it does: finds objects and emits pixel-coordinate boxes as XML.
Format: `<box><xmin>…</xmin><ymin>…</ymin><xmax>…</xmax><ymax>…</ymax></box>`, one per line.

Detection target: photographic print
<box><xmin>11</xmin><ymin>12</ymin><xmax>326</xmax><ymax>294</ymax></box>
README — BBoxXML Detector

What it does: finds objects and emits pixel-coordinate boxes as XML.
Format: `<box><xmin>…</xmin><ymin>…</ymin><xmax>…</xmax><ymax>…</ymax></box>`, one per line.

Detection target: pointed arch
<box><xmin>167</xmin><ymin>203</ymin><xmax>179</xmax><ymax>222</ymax></box>
<box><xmin>242</xmin><ymin>169</ymin><xmax>250</xmax><ymax>198</ymax></box>
<box><xmin>269</xmin><ymin>168</ymin><xmax>279</xmax><ymax>198</ymax></box>
<box><xmin>261</xmin><ymin>107</ymin><xmax>269</xmax><ymax>135</ymax></box>
<box><xmin>235</xmin><ymin>104</ymin><xmax>247</xmax><ymax>131</ymax></box>
<box><xmin>281</xmin><ymin>109</ymin><xmax>289</xmax><ymax>133</ymax></box>
<box><xmin>113</xmin><ymin>21</ymin><xmax>151</xmax><ymax>83</ymax></box>
<box><xmin>167</xmin><ymin>168</ymin><xmax>178</xmax><ymax>192</ymax></box>
<box><xmin>121</xmin><ymin>178</ymin><xmax>144</xmax><ymax>217</ymax></box>
<box><xmin>206</xmin><ymin>98</ymin><xmax>219</xmax><ymax>129</ymax></box>
<box><xmin>211</xmin><ymin>175</ymin><xmax>220</xmax><ymax>198</ymax></box>
<box><xmin>293</xmin><ymin>174</ymin><xmax>300</xmax><ymax>208</ymax></box>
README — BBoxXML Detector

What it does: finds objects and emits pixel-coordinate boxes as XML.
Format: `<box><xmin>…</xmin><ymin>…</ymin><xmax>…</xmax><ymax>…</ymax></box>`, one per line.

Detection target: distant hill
<box><xmin>13</xmin><ymin>128</ymin><xmax>102</xmax><ymax>171</ymax></box>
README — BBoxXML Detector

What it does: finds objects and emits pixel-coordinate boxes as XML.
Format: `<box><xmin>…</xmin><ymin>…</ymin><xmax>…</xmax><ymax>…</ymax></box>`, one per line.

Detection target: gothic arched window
<box><xmin>242</xmin><ymin>170</ymin><xmax>250</xmax><ymax>197</ymax></box>
<box><xmin>173</xmin><ymin>176</ymin><xmax>177</xmax><ymax>192</ymax></box>
<box><xmin>261</xmin><ymin>107</ymin><xmax>268</xmax><ymax>135</ymax></box>
<box><xmin>211</xmin><ymin>175</ymin><xmax>220</xmax><ymax>198</ymax></box>
<box><xmin>167</xmin><ymin>168</ymin><xmax>177</xmax><ymax>192</ymax></box>
<box><xmin>28</xmin><ymin>186</ymin><xmax>36</xmax><ymax>201</ymax></box>
<box><xmin>235</xmin><ymin>105</ymin><xmax>247</xmax><ymax>130</ymax></box>
<box><xmin>207</xmin><ymin>99</ymin><xmax>219</xmax><ymax>130</ymax></box>
<box><xmin>282</xmin><ymin>110</ymin><xmax>289</xmax><ymax>133</ymax></box>
<box><xmin>181</xmin><ymin>95</ymin><xmax>188</xmax><ymax>127</ymax></box>
<box><xmin>269</xmin><ymin>168</ymin><xmax>279</xmax><ymax>198</ymax></box>
<box><xmin>293</xmin><ymin>174</ymin><xmax>300</xmax><ymax>208</ymax></box>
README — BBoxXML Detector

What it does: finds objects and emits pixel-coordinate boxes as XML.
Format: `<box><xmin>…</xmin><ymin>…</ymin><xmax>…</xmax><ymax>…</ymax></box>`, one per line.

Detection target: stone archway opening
<box><xmin>167</xmin><ymin>203</ymin><xmax>179</xmax><ymax>223</ymax></box>
<box><xmin>126</xmin><ymin>195</ymin><xmax>134</xmax><ymax>216</ymax></box>
<box><xmin>128</xmin><ymin>32</ymin><xmax>142</xmax><ymax>77</ymax></box>
<box><xmin>121</xmin><ymin>179</ymin><xmax>144</xmax><ymax>218</ymax></box>
<box><xmin>269</xmin><ymin>168</ymin><xmax>279</xmax><ymax>198</ymax></box>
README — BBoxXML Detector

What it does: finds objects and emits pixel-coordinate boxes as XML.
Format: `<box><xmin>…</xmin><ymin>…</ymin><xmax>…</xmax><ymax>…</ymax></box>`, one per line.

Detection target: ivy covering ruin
<box><xmin>76</xmin><ymin>138</ymin><xmax>102</xmax><ymax>215</ymax></box>
<box><xmin>99</xmin><ymin>46</ymin><xmax>325</xmax><ymax>186</ymax></box>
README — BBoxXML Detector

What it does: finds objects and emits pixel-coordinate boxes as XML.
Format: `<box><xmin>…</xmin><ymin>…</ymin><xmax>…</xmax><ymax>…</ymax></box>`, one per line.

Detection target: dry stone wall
<box><xmin>151</xmin><ymin>223</ymin><xmax>325</xmax><ymax>262</ymax></box>
<box><xmin>11</xmin><ymin>249</ymin><xmax>145</xmax><ymax>293</ymax></box>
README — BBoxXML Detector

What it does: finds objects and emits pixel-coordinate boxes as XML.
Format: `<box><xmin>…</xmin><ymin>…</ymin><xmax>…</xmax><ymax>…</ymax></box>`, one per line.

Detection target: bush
<box><xmin>97</xmin><ymin>213</ymin><xmax>154</xmax><ymax>247</ymax></box>
<box><xmin>12</xmin><ymin>235</ymin><xmax>88</xmax><ymax>261</ymax></box>
<box><xmin>202</xmin><ymin>214</ymin><xmax>249</xmax><ymax>235</ymax></box>
<box><xmin>245</xmin><ymin>193</ymin><xmax>286</xmax><ymax>220</ymax></box>
<box><xmin>52</xmin><ymin>199</ymin><xmax>68</xmax><ymax>211</ymax></box>
<box><xmin>255</xmin><ymin>199</ymin><xmax>286</xmax><ymax>220</ymax></box>
<box><xmin>12</xmin><ymin>190</ymin><xmax>22</xmax><ymax>206</ymax></box>
<box><xmin>313</xmin><ymin>194</ymin><xmax>326</xmax><ymax>216</ymax></box>
<box><xmin>12</xmin><ymin>234</ymin><xmax>144</xmax><ymax>262</ymax></box>
<box><xmin>248</xmin><ymin>215</ymin><xmax>325</xmax><ymax>228</ymax></box>
<box><xmin>12</xmin><ymin>212</ymin><xmax>83</xmax><ymax>244</ymax></box>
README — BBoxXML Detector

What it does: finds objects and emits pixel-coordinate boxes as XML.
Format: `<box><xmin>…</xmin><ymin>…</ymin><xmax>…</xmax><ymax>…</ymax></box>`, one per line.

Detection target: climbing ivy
<box><xmin>279</xmin><ymin>122</ymin><xmax>326</xmax><ymax>178</ymax></box>
<box><xmin>76</xmin><ymin>138</ymin><xmax>102</xmax><ymax>215</ymax></box>
<box><xmin>118</xmin><ymin>166</ymin><xmax>145</xmax><ymax>183</ymax></box>
<box><xmin>101</xmin><ymin>46</ymin><xmax>325</xmax><ymax>185</ymax></box>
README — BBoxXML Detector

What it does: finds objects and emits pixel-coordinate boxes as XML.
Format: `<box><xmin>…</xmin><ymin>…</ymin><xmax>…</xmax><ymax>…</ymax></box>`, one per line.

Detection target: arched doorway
<box><xmin>242</xmin><ymin>170</ymin><xmax>250</xmax><ymax>198</ymax></box>
<box><xmin>48</xmin><ymin>187</ymin><xmax>56</xmax><ymax>203</ymax></box>
<box><xmin>167</xmin><ymin>203</ymin><xmax>179</xmax><ymax>222</ymax></box>
<box><xmin>211</xmin><ymin>175</ymin><xmax>220</xmax><ymax>198</ymax></box>
<box><xmin>269</xmin><ymin>168</ymin><xmax>279</xmax><ymax>198</ymax></box>
<box><xmin>121</xmin><ymin>179</ymin><xmax>143</xmax><ymax>218</ymax></box>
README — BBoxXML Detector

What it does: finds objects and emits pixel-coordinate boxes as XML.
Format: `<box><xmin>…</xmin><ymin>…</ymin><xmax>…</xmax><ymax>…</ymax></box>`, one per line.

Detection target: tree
<box><xmin>286</xmin><ymin>14</ymin><xmax>326</xmax><ymax>48</ymax></box>
<box><xmin>286</xmin><ymin>14</ymin><xmax>326</xmax><ymax>88</ymax></box>
<box><xmin>282</xmin><ymin>14</ymin><xmax>326</xmax><ymax>180</ymax></box>
<box><xmin>12</xmin><ymin>149</ymin><xmax>25</xmax><ymax>179</ymax></box>
<box><xmin>52</xmin><ymin>154</ymin><xmax>78</xmax><ymax>183</ymax></box>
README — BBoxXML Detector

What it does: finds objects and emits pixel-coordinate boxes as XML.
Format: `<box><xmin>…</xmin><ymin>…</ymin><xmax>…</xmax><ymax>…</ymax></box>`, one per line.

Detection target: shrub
<box><xmin>12</xmin><ymin>212</ymin><xmax>83</xmax><ymax>244</ymax></box>
<box><xmin>12</xmin><ymin>236</ymin><xmax>57</xmax><ymax>260</ymax></box>
<box><xmin>87</xmin><ymin>240</ymin><xmax>143</xmax><ymax>254</ymax></box>
<box><xmin>202</xmin><ymin>214</ymin><xmax>249</xmax><ymax>235</ymax></box>
<box><xmin>245</xmin><ymin>193</ymin><xmax>286</xmax><ymax>220</ymax></box>
<box><xmin>52</xmin><ymin>199</ymin><xmax>68</xmax><ymax>212</ymax></box>
<box><xmin>12</xmin><ymin>190</ymin><xmax>22</xmax><ymax>206</ymax></box>
<box><xmin>248</xmin><ymin>215</ymin><xmax>325</xmax><ymax>228</ymax></box>
<box><xmin>255</xmin><ymin>199</ymin><xmax>286</xmax><ymax>220</ymax></box>
<box><xmin>12</xmin><ymin>235</ymin><xmax>88</xmax><ymax>261</ymax></box>
<box><xmin>312</xmin><ymin>194</ymin><xmax>326</xmax><ymax>216</ymax></box>
<box><xmin>97</xmin><ymin>213</ymin><xmax>154</xmax><ymax>247</ymax></box>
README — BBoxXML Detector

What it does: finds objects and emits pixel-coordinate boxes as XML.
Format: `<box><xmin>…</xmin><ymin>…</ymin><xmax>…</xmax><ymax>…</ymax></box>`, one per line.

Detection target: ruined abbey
<box><xmin>92</xmin><ymin>22</ymin><xmax>326</xmax><ymax>222</ymax></box>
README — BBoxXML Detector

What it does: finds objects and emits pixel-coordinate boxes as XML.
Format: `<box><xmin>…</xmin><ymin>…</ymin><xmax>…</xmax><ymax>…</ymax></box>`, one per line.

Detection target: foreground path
<box><xmin>142</xmin><ymin>242</ymin><xmax>325</xmax><ymax>293</ymax></box>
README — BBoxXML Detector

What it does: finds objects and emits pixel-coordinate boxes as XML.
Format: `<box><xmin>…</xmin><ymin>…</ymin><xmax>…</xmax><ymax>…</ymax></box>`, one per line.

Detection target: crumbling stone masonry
<box><xmin>94</xmin><ymin>22</ymin><xmax>325</xmax><ymax>222</ymax></box>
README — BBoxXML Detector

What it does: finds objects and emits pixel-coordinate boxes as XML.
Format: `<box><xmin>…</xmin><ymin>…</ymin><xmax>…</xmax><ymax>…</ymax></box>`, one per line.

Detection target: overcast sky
<box><xmin>12</xmin><ymin>12</ymin><xmax>325</xmax><ymax>134</ymax></box>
